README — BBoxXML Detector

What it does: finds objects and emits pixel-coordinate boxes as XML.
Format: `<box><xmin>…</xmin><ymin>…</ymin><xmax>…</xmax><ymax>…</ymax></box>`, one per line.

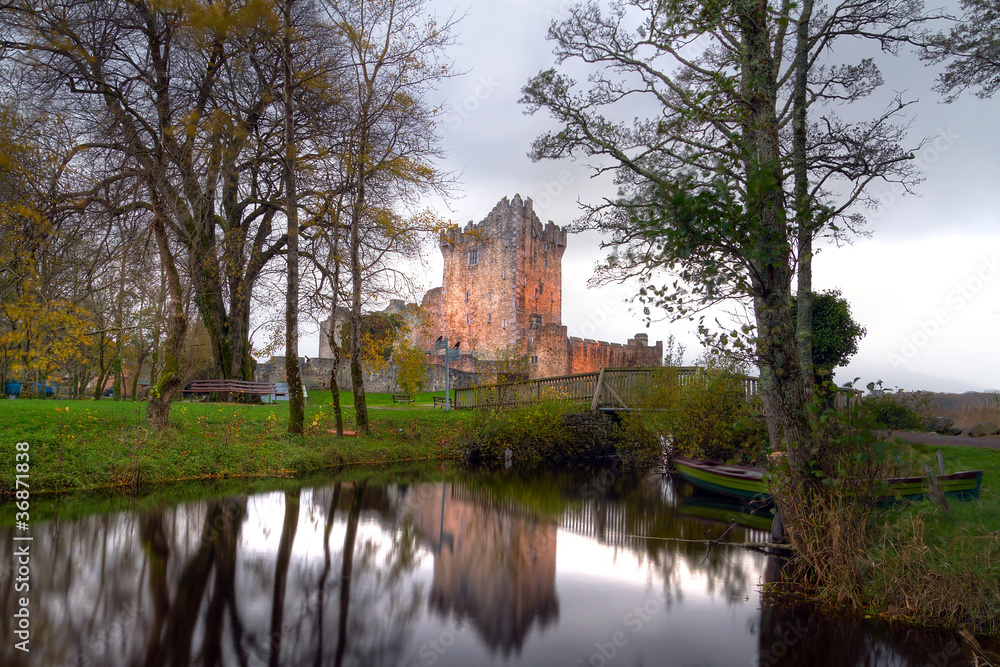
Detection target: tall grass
<box><xmin>771</xmin><ymin>398</ymin><xmax>1000</xmax><ymax>636</ymax></box>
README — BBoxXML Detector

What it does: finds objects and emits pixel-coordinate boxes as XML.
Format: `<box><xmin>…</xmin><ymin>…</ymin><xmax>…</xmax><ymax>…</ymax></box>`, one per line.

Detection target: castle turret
<box><xmin>436</xmin><ymin>195</ymin><xmax>567</xmax><ymax>356</ymax></box>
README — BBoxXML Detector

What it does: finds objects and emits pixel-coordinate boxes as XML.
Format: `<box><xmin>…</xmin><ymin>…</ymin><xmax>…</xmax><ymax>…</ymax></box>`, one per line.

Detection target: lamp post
<box><xmin>435</xmin><ymin>336</ymin><xmax>460</xmax><ymax>411</ymax></box>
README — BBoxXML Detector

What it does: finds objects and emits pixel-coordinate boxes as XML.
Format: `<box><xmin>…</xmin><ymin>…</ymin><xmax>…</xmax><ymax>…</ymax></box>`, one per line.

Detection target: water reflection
<box><xmin>0</xmin><ymin>468</ymin><xmax>993</xmax><ymax>666</ymax></box>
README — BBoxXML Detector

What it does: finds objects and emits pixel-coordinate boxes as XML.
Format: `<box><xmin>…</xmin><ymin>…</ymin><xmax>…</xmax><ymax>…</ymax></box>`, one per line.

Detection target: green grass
<box><xmin>777</xmin><ymin>436</ymin><xmax>1000</xmax><ymax>636</ymax></box>
<box><xmin>0</xmin><ymin>395</ymin><xmax>475</xmax><ymax>496</ymax></box>
<box><xmin>893</xmin><ymin>439</ymin><xmax>1000</xmax><ymax>544</ymax></box>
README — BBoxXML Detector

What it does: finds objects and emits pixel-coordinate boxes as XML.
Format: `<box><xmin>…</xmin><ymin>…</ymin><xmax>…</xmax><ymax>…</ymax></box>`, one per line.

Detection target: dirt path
<box><xmin>892</xmin><ymin>431</ymin><xmax>1000</xmax><ymax>451</ymax></box>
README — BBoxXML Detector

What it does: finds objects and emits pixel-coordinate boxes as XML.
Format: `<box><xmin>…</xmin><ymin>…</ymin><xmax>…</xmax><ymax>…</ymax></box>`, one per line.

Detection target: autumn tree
<box><xmin>314</xmin><ymin>0</ymin><xmax>456</xmax><ymax>434</ymax></box>
<box><xmin>1</xmin><ymin>0</ymin><xmax>305</xmax><ymax>425</ymax></box>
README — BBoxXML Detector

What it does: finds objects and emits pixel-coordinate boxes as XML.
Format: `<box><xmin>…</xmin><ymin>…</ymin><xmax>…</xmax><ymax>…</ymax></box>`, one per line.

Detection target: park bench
<box><xmin>432</xmin><ymin>396</ymin><xmax>454</xmax><ymax>408</ymax></box>
<box><xmin>186</xmin><ymin>380</ymin><xmax>277</xmax><ymax>402</ymax></box>
<box><xmin>392</xmin><ymin>393</ymin><xmax>413</xmax><ymax>405</ymax></box>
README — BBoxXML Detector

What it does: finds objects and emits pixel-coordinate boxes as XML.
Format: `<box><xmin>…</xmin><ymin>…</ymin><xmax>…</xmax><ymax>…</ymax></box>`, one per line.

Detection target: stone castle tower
<box><xmin>421</xmin><ymin>194</ymin><xmax>567</xmax><ymax>355</ymax></box>
<box><xmin>420</xmin><ymin>195</ymin><xmax>662</xmax><ymax>379</ymax></box>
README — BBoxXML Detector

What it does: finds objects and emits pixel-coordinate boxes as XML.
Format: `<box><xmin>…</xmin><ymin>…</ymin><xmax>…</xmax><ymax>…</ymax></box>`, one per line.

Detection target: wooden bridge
<box><xmin>453</xmin><ymin>366</ymin><xmax>858</xmax><ymax>413</ymax></box>
<box><xmin>453</xmin><ymin>367</ymin><xmax>761</xmax><ymax>413</ymax></box>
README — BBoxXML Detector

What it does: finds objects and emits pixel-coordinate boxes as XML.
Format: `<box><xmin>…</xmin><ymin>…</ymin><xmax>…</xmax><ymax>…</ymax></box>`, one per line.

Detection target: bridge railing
<box><xmin>454</xmin><ymin>370</ymin><xmax>600</xmax><ymax>410</ymax></box>
<box><xmin>453</xmin><ymin>365</ymin><xmax>857</xmax><ymax>411</ymax></box>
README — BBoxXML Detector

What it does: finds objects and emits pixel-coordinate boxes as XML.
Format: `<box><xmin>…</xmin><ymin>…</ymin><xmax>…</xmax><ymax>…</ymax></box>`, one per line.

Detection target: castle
<box><xmin>416</xmin><ymin>195</ymin><xmax>662</xmax><ymax>379</ymax></box>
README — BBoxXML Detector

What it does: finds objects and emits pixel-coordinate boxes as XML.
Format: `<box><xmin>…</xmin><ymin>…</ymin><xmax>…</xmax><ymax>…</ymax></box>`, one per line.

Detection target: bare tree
<box><xmin>921</xmin><ymin>0</ymin><xmax>1000</xmax><ymax>101</ymax></box>
<box><xmin>523</xmin><ymin>0</ymin><xmax>931</xmax><ymax>460</ymax></box>
<box><xmin>314</xmin><ymin>0</ymin><xmax>456</xmax><ymax>434</ymax></box>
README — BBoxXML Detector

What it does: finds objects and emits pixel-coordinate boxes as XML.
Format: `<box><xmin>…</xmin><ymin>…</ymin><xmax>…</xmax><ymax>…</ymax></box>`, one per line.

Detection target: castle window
<box><xmin>533</xmin><ymin>288</ymin><xmax>537</xmax><ymax>298</ymax></box>
<box><xmin>468</xmin><ymin>250</ymin><xmax>479</xmax><ymax>266</ymax></box>
<box><xmin>501</xmin><ymin>319</ymin><xmax>507</xmax><ymax>330</ymax></box>
<box><xmin>465</xmin><ymin>290</ymin><xmax>470</xmax><ymax>303</ymax></box>
<box><xmin>502</xmin><ymin>269</ymin><xmax>507</xmax><ymax>280</ymax></box>
<box><xmin>544</xmin><ymin>257</ymin><xmax>548</xmax><ymax>267</ymax></box>
<box><xmin>488</xmin><ymin>313</ymin><xmax>492</xmax><ymax>323</ymax></box>
<box><xmin>522</xmin><ymin>329</ymin><xmax>526</xmax><ymax>337</ymax></box>
<box><xmin>539</xmin><ymin>283</ymin><xmax>543</xmax><ymax>295</ymax></box>
<box><xmin>487</xmin><ymin>291</ymin><xmax>493</xmax><ymax>301</ymax></box>
<box><xmin>542</xmin><ymin>241</ymin><xmax>548</xmax><ymax>251</ymax></box>
<box><xmin>530</xmin><ymin>356</ymin><xmax>538</xmax><ymax>364</ymax></box>
<box><xmin>465</xmin><ymin>313</ymin><xmax>471</xmax><ymax>325</ymax></box>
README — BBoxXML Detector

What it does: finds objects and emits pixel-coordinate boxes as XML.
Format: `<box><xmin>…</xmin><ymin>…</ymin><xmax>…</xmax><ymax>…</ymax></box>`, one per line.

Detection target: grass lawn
<box><xmin>0</xmin><ymin>393</ymin><xmax>474</xmax><ymax>496</ymax></box>
<box><xmin>894</xmin><ymin>439</ymin><xmax>1000</xmax><ymax>538</ymax></box>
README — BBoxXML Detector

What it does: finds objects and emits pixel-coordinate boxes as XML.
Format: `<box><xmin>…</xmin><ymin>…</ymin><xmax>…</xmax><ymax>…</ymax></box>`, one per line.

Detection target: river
<box><xmin>0</xmin><ymin>463</ymin><xmax>993</xmax><ymax>666</ymax></box>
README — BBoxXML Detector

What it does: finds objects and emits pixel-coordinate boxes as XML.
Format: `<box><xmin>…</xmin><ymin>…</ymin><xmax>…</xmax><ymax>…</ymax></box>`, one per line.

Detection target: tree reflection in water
<box><xmin>0</xmin><ymin>467</ymin><xmax>993</xmax><ymax>667</ymax></box>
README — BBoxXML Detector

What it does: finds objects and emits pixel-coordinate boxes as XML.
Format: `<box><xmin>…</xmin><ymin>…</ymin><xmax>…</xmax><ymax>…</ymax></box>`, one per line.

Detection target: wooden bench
<box><xmin>186</xmin><ymin>380</ymin><xmax>277</xmax><ymax>402</ymax></box>
<box><xmin>432</xmin><ymin>396</ymin><xmax>454</xmax><ymax>408</ymax></box>
<box><xmin>391</xmin><ymin>393</ymin><xmax>413</xmax><ymax>405</ymax></box>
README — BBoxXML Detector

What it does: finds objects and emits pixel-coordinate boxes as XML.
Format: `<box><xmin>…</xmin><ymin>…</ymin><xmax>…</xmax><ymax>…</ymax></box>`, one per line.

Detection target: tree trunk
<box><xmin>283</xmin><ymin>0</ymin><xmax>305</xmax><ymax>435</ymax></box>
<box><xmin>131</xmin><ymin>344</ymin><xmax>151</xmax><ymax>401</ymax></box>
<box><xmin>739</xmin><ymin>0</ymin><xmax>811</xmax><ymax>464</ymax></box>
<box><xmin>93</xmin><ymin>336</ymin><xmax>107</xmax><ymax>400</ymax></box>
<box><xmin>349</xmin><ymin>199</ymin><xmax>369</xmax><ymax>433</ymax></box>
<box><xmin>146</xmin><ymin>209</ymin><xmax>187</xmax><ymax>429</ymax></box>
<box><xmin>328</xmin><ymin>312</ymin><xmax>345</xmax><ymax>437</ymax></box>
<box><xmin>329</xmin><ymin>233</ymin><xmax>345</xmax><ymax>436</ymax></box>
<box><xmin>349</xmin><ymin>119</ymin><xmax>371</xmax><ymax>433</ymax></box>
<box><xmin>793</xmin><ymin>0</ymin><xmax>816</xmax><ymax>397</ymax></box>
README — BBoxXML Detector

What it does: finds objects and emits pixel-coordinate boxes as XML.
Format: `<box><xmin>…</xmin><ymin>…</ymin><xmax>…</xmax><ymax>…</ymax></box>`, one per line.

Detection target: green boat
<box><xmin>677</xmin><ymin>491</ymin><xmax>775</xmax><ymax>532</ymax></box>
<box><xmin>672</xmin><ymin>457</ymin><xmax>984</xmax><ymax>502</ymax></box>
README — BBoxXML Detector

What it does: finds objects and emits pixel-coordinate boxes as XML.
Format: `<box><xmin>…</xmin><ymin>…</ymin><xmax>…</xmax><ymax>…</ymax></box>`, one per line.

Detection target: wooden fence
<box><xmin>453</xmin><ymin>366</ymin><xmax>759</xmax><ymax>411</ymax></box>
<box><xmin>453</xmin><ymin>366</ymin><xmax>858</xmax><ymax>412</ymax></box>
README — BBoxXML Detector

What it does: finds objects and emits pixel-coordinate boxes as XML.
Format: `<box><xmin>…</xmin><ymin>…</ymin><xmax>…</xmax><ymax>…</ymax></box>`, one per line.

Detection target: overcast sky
<box><xmin>303</xmin><ymin>0</ymin><xmax>1000</xmax><ymax>393</ymax></box>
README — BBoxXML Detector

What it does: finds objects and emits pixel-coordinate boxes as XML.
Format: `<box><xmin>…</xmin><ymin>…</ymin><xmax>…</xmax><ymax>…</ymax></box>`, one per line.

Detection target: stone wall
<box><xmin>257</xmin><ymin>356</ymin><xmax>490</xmax><ymax>393</ymax></box>
<box><xmin>527</xmin><ymin>322</ymin><xmax>570</xmax><ymax>378</ymax></box>
<box><xmin>566</xmin><ymin>333</ymin><xmax>663</xmax><ymax>374</ymax></box>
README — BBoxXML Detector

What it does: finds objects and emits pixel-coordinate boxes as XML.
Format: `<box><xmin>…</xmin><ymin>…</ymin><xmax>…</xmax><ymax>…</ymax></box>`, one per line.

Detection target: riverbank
<box><xmin>773</xmin><ymin>436</ymin><xmax>1000</xmax><ymax>639</ymax></box>
<box><xmin>0</xmin><ymin>393</ymin><xmax>472</xmax><ymax>496</ymax></box>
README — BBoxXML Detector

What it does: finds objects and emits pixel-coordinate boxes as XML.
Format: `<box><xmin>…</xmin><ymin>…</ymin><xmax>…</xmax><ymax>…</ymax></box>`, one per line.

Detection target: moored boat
<box><xmin>672</xmin><ymin>456</ymin><xmax>984</xmax><ymax>502</ymax></box>
<box><xmin>677</xmin><ymin>491</ymin><xmax>775</xmax><ymax>532</ymax></box>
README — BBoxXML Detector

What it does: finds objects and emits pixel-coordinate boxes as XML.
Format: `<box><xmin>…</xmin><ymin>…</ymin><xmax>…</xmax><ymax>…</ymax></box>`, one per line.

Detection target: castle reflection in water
<box><xmin>407</xmin><ymin>482</ymin><xmax>559</xmax><ymax>656</ymax></box>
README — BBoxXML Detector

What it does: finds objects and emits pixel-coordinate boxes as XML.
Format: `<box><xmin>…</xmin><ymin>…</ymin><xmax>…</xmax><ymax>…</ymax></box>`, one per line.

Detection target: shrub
<box><xmin>465</xmin><ymin>400</ymin><xmax>583</xmax><ymax>465</ymax></box>
<box><xmin>392</xmin><ymin>341</ymin><xmax>427</xmax><ymax>395</ymax></box>
<box><xmin>465</xmin><ymin>399</ymin><xmax>663</xmax><ymax>467</ymax></box>
<box><xmin>612</xmin><ymin>412</ymin><xmax>664</xmax><ymax>469</ymax></box>
<box><xmin>862</xmin><ymin>382</ymin><xmax>930</xmax><ymax>431</ymax></box>
<box><xmin>632</xmin><ymin>360</ymin><xmax>769</xmax><ymax>465</ymax></box>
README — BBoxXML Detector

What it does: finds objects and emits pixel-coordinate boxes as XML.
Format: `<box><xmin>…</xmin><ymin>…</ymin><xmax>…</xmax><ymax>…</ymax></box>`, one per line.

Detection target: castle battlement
<box><xmin>416</xmin><ymin>195</ymin><xmax>662</xmax><ymax>378</ymax></box>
